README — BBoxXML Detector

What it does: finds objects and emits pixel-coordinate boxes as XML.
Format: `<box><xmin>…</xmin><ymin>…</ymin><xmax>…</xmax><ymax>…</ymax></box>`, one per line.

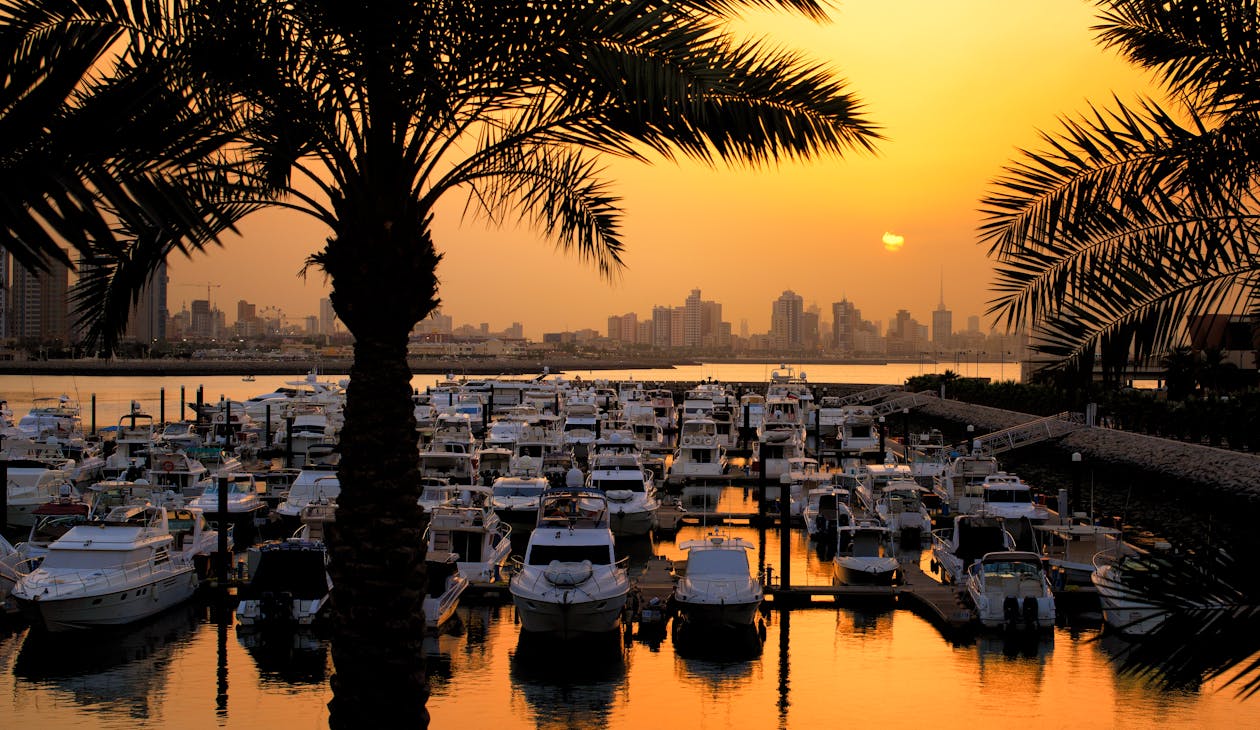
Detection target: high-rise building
<box><xmin>670</xmin><ymin>306</ymin><xmax>685</xmax><ymax>348</ymax></box>
<box><xmin>652</xmin><ymin>306</ymin><xmax>672</xmax><ymax>348</ymax></box>
<box><xmin>701</xmin><ymin>300</ymin><xmax>722</xmax><ymax>345</ymax></box>
<box><xmin>9</xmin><ymin>254</ymin><xmax>70</xmax><ymax>343</ymax></box>
<box><xmin>802</xmin><ymin>303</ymin><xmax>821</xmax><ymax>349</ymax></box>
<box><xmin>122</xmin><ymin>260</ymin><xmax>169</xmax><ymax>345</ymax></box>
<box><xmin>237</xmin><ymin>299</ymin><xmax>256</xmax><ymax>324</ymax></box>
<box><xmin>833</xmin><ymin>299</ymin><xmax>865</xmax><ymax>355</ymax></box>
<box><xmin>319</xmin><ymin>297</ymin><xmax>336</xmax><ymax>336</ymax></box>
<box><xmin>683</xmin><ymin>289</ymin><xmax>702</xmax><ymax>347</ymax></box>
<box><xmin>190</xmin><ymin>300</ymin><xmax>213</xmax><ymax>339</ymax></box>
<box><xmin>770</xmin><ymin>290</ymin><xmax>803</xmax><ymax>350</ymax></box>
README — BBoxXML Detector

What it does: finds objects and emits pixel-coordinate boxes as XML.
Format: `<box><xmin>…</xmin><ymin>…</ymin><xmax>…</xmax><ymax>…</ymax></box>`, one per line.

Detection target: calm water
<box><xmin>3</xmin><ymin>366</ymin><xmax>1255</xmax><ymax>728</ymax></box>
<box><xmin>3</xmin><ymin>486</ymin><xmax>1257</xmax><ymax>729</ymax></box>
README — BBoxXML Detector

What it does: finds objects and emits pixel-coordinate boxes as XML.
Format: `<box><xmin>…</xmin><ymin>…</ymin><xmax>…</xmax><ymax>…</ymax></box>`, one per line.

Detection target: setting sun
<box><xmin>882</xmin><ymin>232</ymin><xmax>905</xmax><ymax>252</ymax></box>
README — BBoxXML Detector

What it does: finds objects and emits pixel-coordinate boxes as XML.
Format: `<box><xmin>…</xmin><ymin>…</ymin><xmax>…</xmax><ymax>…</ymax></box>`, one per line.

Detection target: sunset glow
<box><xmin>165</xmin><ymin>2</ymin><xmax>1158</xmax><ymax>337</ymax></box>
<box><xmin>882</xmin><ymin>232</ymin><xmax>905</xmax><ymax>252</ymax></box>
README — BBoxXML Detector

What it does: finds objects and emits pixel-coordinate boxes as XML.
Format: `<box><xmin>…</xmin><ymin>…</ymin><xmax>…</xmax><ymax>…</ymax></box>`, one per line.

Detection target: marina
<box><xmin>0</xmin><ymin>365</ymin><xmax>1257</xmax><ymax>728</ymax></box>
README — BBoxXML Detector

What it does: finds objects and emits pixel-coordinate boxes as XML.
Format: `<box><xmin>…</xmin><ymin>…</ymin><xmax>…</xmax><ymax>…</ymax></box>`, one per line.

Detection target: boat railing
<box><xmin>17</xmin><ymin>551</ymin><xmax>187</xmax><ymax>590</ymax></box>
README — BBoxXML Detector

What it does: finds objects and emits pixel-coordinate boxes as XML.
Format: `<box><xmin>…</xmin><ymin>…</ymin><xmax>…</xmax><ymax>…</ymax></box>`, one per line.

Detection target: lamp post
<box><xmin>966</xmin><ymin>424</ymin><xmax>975</xmax><ymax>454</ymax></box>
<box><xmin>1071</xmin><ymin>451</ymin><xmax>1082</xmax><ymax>519</ymax></box>
<box><xmin>878</xmin><ymin>415</ymin><xmax>886</xmax><ymax>455</ymax></box>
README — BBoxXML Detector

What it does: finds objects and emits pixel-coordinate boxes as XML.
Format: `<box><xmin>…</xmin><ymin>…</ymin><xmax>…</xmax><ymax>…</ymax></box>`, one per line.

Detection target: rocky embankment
<box><xmin>918</xmin><ymin>397</ymin><xmax>1260</xmax><ymax>503</ymax></box>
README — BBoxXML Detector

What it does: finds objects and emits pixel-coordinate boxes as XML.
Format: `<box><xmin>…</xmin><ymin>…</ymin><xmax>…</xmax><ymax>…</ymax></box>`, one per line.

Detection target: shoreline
<box><xmin>0</xmin><ymin>357</ymin><xmax>693</xmax><ymax>377</ymax></box>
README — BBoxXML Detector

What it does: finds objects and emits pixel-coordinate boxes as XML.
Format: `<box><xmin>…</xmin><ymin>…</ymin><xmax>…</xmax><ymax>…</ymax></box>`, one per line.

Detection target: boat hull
<box><xmin>674</xmin><ymin>599</ymin><xmax>761</xmax><ymax>629</ymax></box>
<box><xmin>511</xmin><ymin>589</ymin><xmax>628</xmax><ymax>639</ymax></box>
<box><xmin>609</xmin><ymin>508</ymin><xmax>655</xmax><ymax>537</ymax></box>
<box><xmin>16</xmin><ymin>569</ymin><xmax>199</xmax><ymax>632</ymax></box>
<box><xmin>833</xmin><ymin>557</ymin><xmax>899</xmax><ymax>586</ymax></box>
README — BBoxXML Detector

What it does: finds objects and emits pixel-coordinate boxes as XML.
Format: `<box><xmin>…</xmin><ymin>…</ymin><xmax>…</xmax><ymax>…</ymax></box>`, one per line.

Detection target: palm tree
<box><xmin>979</xmin><ymin>0</ymin><xmax>1260</xmax><ymax>378</ymax></box>
<box><xmin>1</xmin><ymin>1</ymin><xmax>879</xmax><ymax>726</ymax></box>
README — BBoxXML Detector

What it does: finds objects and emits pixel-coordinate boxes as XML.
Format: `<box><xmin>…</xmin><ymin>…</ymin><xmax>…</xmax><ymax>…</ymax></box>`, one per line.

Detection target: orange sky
<box><xmin>167</xmin><ymin>1</ymin><xmax>1157</xmax><ymax>339</ymax></box>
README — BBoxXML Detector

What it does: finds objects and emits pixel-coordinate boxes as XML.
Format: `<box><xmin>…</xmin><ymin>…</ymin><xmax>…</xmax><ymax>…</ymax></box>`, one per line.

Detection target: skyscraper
<box><xmin>932</xmin><ymin>279</ymin><xmax>952</xmax><ymax>349</ymax></box>
<box><xmin>652</xmin><ymin>306</ymin><xmax>672</xmax><ymax>348</ymax></box>
<box><xmin>683</xmin><ymin>288</ymin><xmax>702</xmax><ymax>347</ymax></box>
<box><xmin>9</xmin><ymin>254</ymin><xmax>69</xmax><ymax>343</ymax></box>
<box><xmin>319</xmin><ymin>297</ymin><xmax>336</xmax><ymax>335</ymax></box>
<box><xmin>770</xmin><ymin>290</ymin><xmax>803</xmax><ymax>350</ymax></box>
<box><xmin>831</xmin><ymin>299</ymin><xmax>858</xmax><ymax>354</ymax></box>
<box><xmin>124</xmin><ymin>260</ymin><xmax>169</xmax><ymax>345</ymax></box>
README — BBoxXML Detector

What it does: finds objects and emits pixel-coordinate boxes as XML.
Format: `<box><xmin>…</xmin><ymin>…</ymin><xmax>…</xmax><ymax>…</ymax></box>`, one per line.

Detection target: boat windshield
<box><xmin>493</xmin><ymin>483</ymin><xmax>544</xmax><ymax>498</ymax></box>
<box><xmin>982</xmin><ymin>560</ymin><xmax>1041</xmax><ymax>578</ymax></box>
<box><xmin>985</xmin><ymin>489</ymin><xmax>1032</xmax><ymax>504</ymax></box>
<box><xmin>527</xmin><ymin>545</ymin><xmax>611</xmax><ymax>566</ymax></box>
<box><xmin>590</xmin><ymin>478</ymin><xmax>645</xmax><ymax>493</ymax></box>
<box><xmin>687</xmin><ymin>550</ymin><xmax>748</xmax><ymax>576</ymax></box>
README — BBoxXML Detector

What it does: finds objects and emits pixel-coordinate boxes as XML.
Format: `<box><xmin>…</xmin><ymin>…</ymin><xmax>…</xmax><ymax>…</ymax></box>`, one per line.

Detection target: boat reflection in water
<box><xmin>13</xmin><ymin>603</ymin><xmax>200</xmax><ymax>716</ymax></box>
<box><xmin>510</xmin><ymin>629</ymin><xmax>626</xmax><ymax>729</ymax></box>
<box><xmin>237</xmin><ymin>626</ymin><xmax>330</xmax><ymax>686</ymax></box>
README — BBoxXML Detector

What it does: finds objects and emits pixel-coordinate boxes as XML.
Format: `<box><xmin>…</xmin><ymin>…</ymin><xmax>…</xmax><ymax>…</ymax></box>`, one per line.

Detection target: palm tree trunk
<box><xmin>322</xmin><ymin>226</ymin><xmax>440</xmax><ymax>729</ymax></box>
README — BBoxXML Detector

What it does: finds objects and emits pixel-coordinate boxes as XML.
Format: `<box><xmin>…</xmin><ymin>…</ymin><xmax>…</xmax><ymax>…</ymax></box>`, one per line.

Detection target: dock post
<box><xmin>160</xmin><ymin>388</ymin><xmax>166</xmax><ymax>426</ymax></box>
<box><xmin>181</xmin><ymin>386</ymin><xmax>186</xmax><ymax>421</ymax></box>
<box><xmin>757</xmin><ymin>447</ymin><xmax>767</xmax><ymax>522</ymax></box>
<box><xmin>878</xmin><ymin>415</ymin><xmax>886</xmax><ymax>455</ymax></box>
<box><xmin>264</xmin><ymin>405</ymin><xmax>272</xmax><ymax>450</ymax></box>
<box><xmin>90</xmin><ymin>393</ymin><xmax>96</xmax><ymax>435</ymax></box>
<box><xmin>902</xmin><ymin>408</ymin><xmax>911</xmax><ymax>455</ymax></box>
<box><xmin>216</xmin><ymin>473</ymin><xmax>230</xmax><ymax>582</ymax></box>
<box><xmin>285</xmin><ymin>416</ymin><xmax>295</xmax><ymax>468</ymax></box>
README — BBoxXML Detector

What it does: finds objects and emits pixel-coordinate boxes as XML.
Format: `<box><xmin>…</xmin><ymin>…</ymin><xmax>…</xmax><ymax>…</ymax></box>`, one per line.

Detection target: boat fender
<box><xmin>161</xmin><ymin>460</ymin><xmax>176</xmax><ymax>472</ymax></box>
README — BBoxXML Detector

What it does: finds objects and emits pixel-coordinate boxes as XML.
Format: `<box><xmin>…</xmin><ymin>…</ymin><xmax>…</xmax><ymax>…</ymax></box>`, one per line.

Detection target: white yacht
<box><xmin>426</xmin><ymin>487</ymin><xmax>512</xmax><ymax>586</ymax></box>
<box><xmin>189</xmin><ymin>473</ymin><xmax>269</xmax><ymax>544</ymax></box>
<box><xmin>509</xmin><ymin>489</ymin><xmax>630</xmax><ymax>639</ymax></box>
<box><xmin>753</xmin><ymin>425</ymin><xmax>806</xmax><ymax>481</ymax></box>
<box><xmin>275</xmin><ymin>472</ymin><xmax>341</xmax><ymax>533</ymax></box>
<box><xmin>423</xmin><ymin>551</ymin><xmax>469</xmax><ymax>630</ymax></box>
<box><xmin>144</xmin><ymin>449</ymin><xmax>211</xmax><ymax>499</ymax></box>
<box><xmin>103</xmin><ymin>409</ymin><xmax>158</xmax><ymax>480</ymax></box>
<box><xmin>871</xmin><ymin>478</ymin><xmax>933</xmax><ymax>543</ymax></box>
<box><xmin>490</xmin><ymin>474</ymin><xmax>548</xmax><ymax>533</ymax></box>
<box><xmin>11</xmin><ymin>503</ymin><xmax>217</xmax><ymax>631</ymax></box>
<box><xmin>16</xmin><ymin>395</ymin><xmax>82</xmax><ymax>440</ymax></box>
<box><xmin>586</xmin><ymin>450</ymin><xmax>658</xmax><ymax>537</ymax></box>
<box><xmin>673</xmin><ymin>531</ymin><xmax>763</xmax><ymax>630</ymax></box>
<box><xmin>4</xmin><ymin>461</ymin><xmax>78</xmax><ymax>529</ymax></box>
<box><xmin>1091</xmin><ymin>550</ymin><xmax>1167</xmax><ymax>636</ymax></box>
<box><xmin>930</xmin><ymin>512</ymin><xmax>1015</xmax><ymax>585</ymax></box>
<box><xmin>965</xmin><ymin>551</ymin><xmax>1056</xmax><ymax>632</ymax></box>
<box><xmin>833</xmin><ymin>521</ymin><xmax>899</xmax><ymax>586</ymax></box>
<box><xmin>669</xmin><ymin>417</ymin><xmax>727</xmax><ymax>484</ymax></box>
<box><xmin>236</xmin><ymin>534</ymin><xmax>332</xmax><ymax>628</ymax></box>
<box><xmin>835</xmin><ymin>405</ymin><xmax>881</xmax><ymax>459</ymax></box>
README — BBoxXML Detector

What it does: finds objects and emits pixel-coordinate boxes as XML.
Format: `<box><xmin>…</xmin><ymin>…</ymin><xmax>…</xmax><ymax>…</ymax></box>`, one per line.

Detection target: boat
<box><xmin>871</xmin><ymin>478</ymin><xmax>933</xmax><ymax>544</ymax></box>
<box><xmin>235</xmin><ymin>534</ymin><xmax>332</xmax><ymax>628</ymax></box>
<box><xmin>672</xmin><ymin>530</ymin><xmax>763</xmax><ymax>630</ymax></box>
<box><xmin>930</xmin><ymin>512</ymin><xmax>1016</xmax><ymax>585</ymax></box>
<box><xmin>241</xmin><ymin>374</ymin><xmax>256</xmax><ymax>382</ymax></box>
<box><xmin>668</xmin><ymin>417</ymin><xmax>727</xmax><ymax>484</ymax></box>
<box><xmin>753</xmin><ymin>424</ymin><xmax>807</xmax><ymax>481</ymax></box>
<box><xmin>586</xmin><ymin>447</ymin><xmax>658</xmax><ymax>537</ymax></box>
<box><xmin>509</xmin><ymin>489</ymin><xmax>630</xmax><ymax>639</ymax></box>
<box><xmin>102</xmin><ymin>408</ymin><xmax>158</xmax><ymax>480</ymax></box>
<box><xmin>1090</xmin><ymin>549</ymin><xmax>1168</xmax><ymax>636</ymax></box>
<box><xmin>275</xmin><ymin>472</ymin><xmax>341</xmax><ymax>534</ymax></box>
<box><xmin>188</xmin><ymin>473</ymin><xmax>269</xmax><ymax>546</ymax></box>
<box><xmin>801</xmin><ymin>485</ymin><xmax>853</xmax><ymax>541</ymax></box>
<box><xmin>833</xmin><ymin>521</ymin><xmax>899</xmax><ymax>586</ymax></box>
<box><xmin>15</xmin><ymin>395</ymin><xmax>82</xmax><ymax>440</ymax></box>
<box><xmin>965</xmin><ymin>550</ymin><xmax>1056</xmax><ymax>632</ymax></box>
<box><xmin>425</xmin><ymin>487</ymin><xmax>512</xmax><ymax>586</ymax></box>
<box><xmin>489</xmin><ymin>474</ymin><xmax>548</xmax><ymax>533</ymax></box>
<box><xmin>423</xmin><ymin>550</ymin><xmax>469</xmax><ymax>630</ymax></box>
<box><xmin>10</xmin><ymin>503</ymin><xmax>217</xmax><ymax>631</ymax></box>
<box><xmin>4</xmin><ymin>461</ymin><xmax>79</xmax><ymax>529</ymax></box>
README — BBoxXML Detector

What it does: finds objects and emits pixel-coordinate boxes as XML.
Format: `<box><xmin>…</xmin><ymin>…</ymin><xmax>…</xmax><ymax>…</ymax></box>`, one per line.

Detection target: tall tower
<box><xmin>931</xmin><ymin>271</ymin><xmax>952</xmax><ymax>349</ymax></box>
<box><xmin>770</xmin><ymin>290</ymin><xmax>803</xmax><ymax>350</ymax></box>
<box><xmin>683</xmin><ymin>288</ymin><xmax>702</xmax><ymax>347</ymax></box>
<box><xmin>9</xmin><ymin>254</ymin><xmax>69</xmax><ymax>343</ymax></box>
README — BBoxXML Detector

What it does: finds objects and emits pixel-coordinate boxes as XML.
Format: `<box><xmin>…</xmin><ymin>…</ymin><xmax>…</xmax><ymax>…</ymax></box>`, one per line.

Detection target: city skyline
<box><xmin>156</xmin><ymin>4</ymin><xmax>1152</xmax><ymax>338</ymax></box>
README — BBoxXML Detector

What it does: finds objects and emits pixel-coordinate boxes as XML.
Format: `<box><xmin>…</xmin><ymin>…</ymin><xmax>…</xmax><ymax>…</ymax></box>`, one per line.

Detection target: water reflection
<box><xmin>14</xmin><ymin>603</ymin><xmax>200</xmax><ymax>718</ymax></box>
<box><xmin>237</xmin><ymin>626</ymin><xmax>330</xmax><ymax>685</ymax></box>
<box><xmin>510</xmin><ymin>630</ymin><xmax>627</xmax><ymax>729</ymax></box>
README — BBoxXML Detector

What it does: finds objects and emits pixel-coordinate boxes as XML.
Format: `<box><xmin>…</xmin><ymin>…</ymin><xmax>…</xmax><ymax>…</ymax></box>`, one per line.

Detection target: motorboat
<box><xmin>586</xmin><ymin>450</ymin><xmax>658</xmax><ymax>538</ymax></box>
<box><xmin>189</xmin><ymin>473</ymin><xmax>269</xmax><ymax>546</ymax></box>
<box><xmin>4</xmin><ymin>461</ymin><xmax>79</xmax><ymax>529</ymax></box>
<box><xmin>753</xmin><ymin>425</ymin><xmax>806</xmax><ymax>481</ymax></box>
<box><xmin>490</xmin><ymin>474</ymin><xmax>548</xmax><ymax>533</ymax></box>
<box><xmin>236</xmin><ymin>534</ymin><xmax>332</xmax><ymax>628</ymax></box>
<box><xmin>673</xmin><ymin>531</ymin><xmax>763</xmax><ymax>630</ymax></box>
<box><xmin>509</xmin><ymin>489</ymin><xmax>630</xmax><ymax>639</ymax></box>
<box><xmin>669</xmin><ymin>417</ymin><xmax>727</xmax><ymax>484</ymax></box>
<box><xmin>275</xmin><ymin>472</ymin><xmax>341</xmax><ymax>534</ymax></box>
<box><xmin>1033</xmin><ymin>519</ymin><xmax>1133</xmax><ymax>589</ymax></box>
<box><xmin>833</xmin><ymin>521</ymin><xmax>899</xmax><ymax>586</ymax></box>
<box><xmin>417</xmin><ymin>448</ymin><xmax>478</xmax><ymax>486</ymax></box>
<box><xmin>423</xmin><ymin>551</ymin><xmax>469</xmax><ymax>630</ymax></box>
<box><xmin>155</xmin><ymin>421</ymin><xmax>203</xmax><ymax>452</ymax></box>
<box><xmin>930</xmin><ymin>513</ymin><xmax>1015</xmax><ymax>585</ymax></box>
<box><xmin>425</xmin><ymin>487</ymin><xmax>512</xmax><ymax>586</ymax></box>
<box><xmin>965</xmin><ymin>551</ymin><xmax>1056</xmax><ymax>632</ymax></box>
<box><xmin>801</xmin><ymin>486</ymin><xmax>853</xmax><ymax>541</ymax></box>
<box><xmin>936</xmin><ymin>451</ymin><xmax>1002</xmax><ymax>514</ymax></box>
<box><xmin>11</xmin><ymin>503</ymin><xmax>217</xmax><ymax>631</ymax></box>
<box><xmin>144</xmin><ymin>449</ymin><xmax>211</xmax><ymax>499</ymax></box>
<box><xmin>835</xmin><ymin>405</ymin><xmax>881</xmax><ymax>459</ymax></box>
<box><xmin>871</xmin><ymin>478</ymin><xmax>933</xmax><ymax>544</ymax></box>
<box><xmin>16</xmin><ymin>395</ymin><xmax>82</xmax><ymax>440</ymax></box>
<box><xmin>1090</xmin><ymin>549</ymin><xmax>1167</xmax><ymax>636</ymax></box>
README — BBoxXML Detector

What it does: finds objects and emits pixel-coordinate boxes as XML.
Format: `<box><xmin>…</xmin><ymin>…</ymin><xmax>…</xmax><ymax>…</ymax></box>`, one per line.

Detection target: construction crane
<box><xmin>179</xmin><ymin>282</ymin><xmax>222</xmax><ymax>308</ymax></box>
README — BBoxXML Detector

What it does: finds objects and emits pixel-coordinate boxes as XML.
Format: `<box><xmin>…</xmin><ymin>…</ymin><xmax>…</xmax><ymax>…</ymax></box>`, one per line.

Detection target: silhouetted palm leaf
<box><xmin>981</xmin><ymin>0</ymin><xmax>1260</xmax><ymax>374</ymax></box>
